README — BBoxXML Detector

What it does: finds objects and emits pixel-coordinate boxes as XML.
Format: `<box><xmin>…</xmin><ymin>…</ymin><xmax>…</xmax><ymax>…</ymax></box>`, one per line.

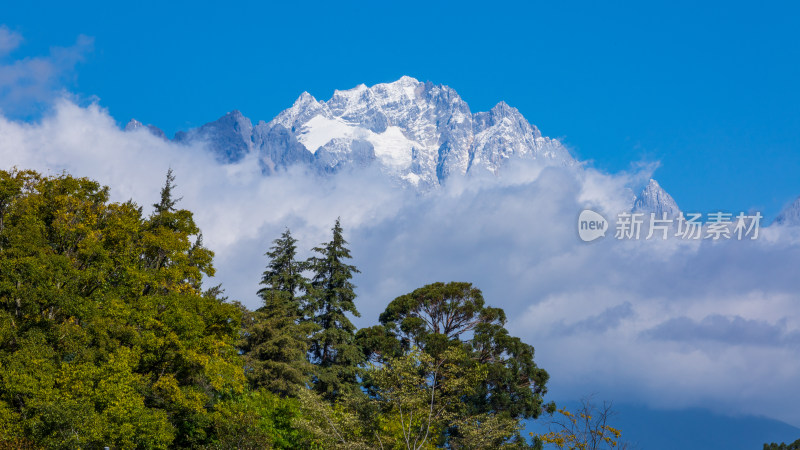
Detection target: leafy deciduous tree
<box><xmin>360</xmin><ymin>281</ymin><xmax>552</xmax><ymax>443</ymax></box>
<box><xmin>0</xmin><ymin>169</ymin><xmax>244</xmax><ymax>448</ymax></box>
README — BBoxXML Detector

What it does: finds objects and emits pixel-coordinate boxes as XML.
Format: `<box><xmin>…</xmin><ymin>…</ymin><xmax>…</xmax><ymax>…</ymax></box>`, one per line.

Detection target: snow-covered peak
<box><xmin>774</xmin><ymin>196</ymin><xmax>800</xmax><ymax>226</ymax></box>
<box><xmin>395</xmin><ymin>75</ymin><xmax>420</xmax><ymax>84</ymax></box>
<box><xmin>332</xmin><ymin>83</ymin><xmax>368</xmax><ymax>97</ymax></box>
<box><xmin>274</xmin><ymin>92</ymin><xmax>329</xmax><ymax>130</ymax></box>
<box><xmin>171</xmin><ymin>76</ymin><xmax>576</xmax><ymax>189</ymax></box>
<box><xmin>490</xmin><ymin>100</ymin><xmax>513</xmax><ymax>114</ymax></box>
<box><xmin>633</xmin><ymin>179</ymin><xmax>681</xmax><ymax>217</ymax></box>
<box><xmin>475</xmin><ymin>101</ymin><xmax>541</xmax><ymax>137</ymax></box>
<box><xmin>296</xmin><ymin>91</ymin><xmax>318</xmax><ymax>104</ymax></box>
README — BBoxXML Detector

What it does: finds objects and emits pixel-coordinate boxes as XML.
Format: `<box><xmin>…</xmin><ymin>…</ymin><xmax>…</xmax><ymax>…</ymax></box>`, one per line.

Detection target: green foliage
<box><xmin>0</xmin><ymin>167</ymin><xmax>562</xmax><ymax>449</ymax></box>
<box><xmin>241</xmin><ymin>229</ymin><xmax>315</xmax><ymax>396</ymax></box>
<box><xmin>368</xmin><ymin>346</ymin><xmax>520</xmax><ymax>449</ymax></box>
<box><xmin>303</xmin><ymin>218</ymin><xmax>364</xmax><ymax>400</ymax></box>
<box><xmin>258</xmin><ymin>228</ymin><xmax>307</xmax><ymax>305</ymax></box>
<box><xmin>204</xmin><ymin>389</ymin><xmax>312</xmax><ymax>449</ymax></box>
<box><xmin>362</xmin><ymin>282</ymin><xmax>551</xmax><ymax>427</ymax></box>
<box><xmin>296</xmin><ymin>346</ymin><xmax>522</xmax><ymax>449</ymax></box>
<box><xmin>765</xmin><ymin>438</ymin><xmax>800</xmax><ymax>450</ymax></box>
<box><xmin>534</xmin><ymin>398</ymin><xmax>628</xmax><ymax>450</ymax></box>
<box><xmin>0</xmin><ymin>169</ymin><xmax>244</xmax><ymax>448</ymax></box>
<box><xmin>295</xmin><ymin>388</ymin><xmax>374</xmax><ymax>449</ymax></box>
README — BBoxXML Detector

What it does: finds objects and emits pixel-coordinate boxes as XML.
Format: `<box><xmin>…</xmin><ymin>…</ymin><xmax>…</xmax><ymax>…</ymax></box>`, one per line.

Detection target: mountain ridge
<box><xmin>126</xmin><ymin>76</ymin><xmax>574</xmax><ymax>189</ymax></box>
<box><xmin>123</xmin><ymin>77</ymin><xmax>696</xmax><ymax>217</ymax></box>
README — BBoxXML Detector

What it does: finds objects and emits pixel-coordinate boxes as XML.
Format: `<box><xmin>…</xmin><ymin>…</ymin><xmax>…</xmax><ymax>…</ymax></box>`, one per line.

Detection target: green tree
<box><xmin>241</xmin><ymin>229</ymin><xmax>314</xmax><ymax>396</ymax></box>
<box><xmin>303</xmin><ymin>218</ymin><xmax>363</xmax><ymax>400</ymax></box>
<box><xmin>360</xmin><ymin>282</ymin><xmax>552</xmax><ymax>443</ymax></box>
<box><xmin>296</xmin><ymin>346</ymin><xmax>521</xmax><ymax>449</ymax></box>
<box><xmin>204</xmin><ymin>389</ymin><xmax>313</xmax><ymax>449</ymax></box>
<box><xmin>258</xmin><ymin>228</ymin><xmax>307</xmax><ymax>303</ymax></box>
<box><xmin>0</xmin><ymin>169</ymin><xmax>244</xmax><ymax>448</ymax></box>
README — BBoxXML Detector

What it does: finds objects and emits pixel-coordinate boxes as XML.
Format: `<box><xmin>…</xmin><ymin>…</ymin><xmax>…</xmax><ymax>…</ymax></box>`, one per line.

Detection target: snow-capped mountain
<box><xmin>774</xmin><ymin>196</ymin><xmax>800</xmax><ymax>226</ymax></box>
<box><xmin>633</xmin><ymin>179</ymin><xmax>680</xmax><ymax>217</ymax></box>
<box><xmin>135</xmin><ymin>76</ymin><xmax>575</xmax><ymax>189</ymax></box>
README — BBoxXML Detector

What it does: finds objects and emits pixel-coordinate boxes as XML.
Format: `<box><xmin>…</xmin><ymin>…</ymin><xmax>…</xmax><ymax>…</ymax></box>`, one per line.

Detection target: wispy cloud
<box><xmin>644</xmin><ymin>314</ymin><xmax>800</xmax><ymax>347</ymax></box>
<box><xmin>0</xmin><ymin>26</ymin><xmax>92</xmax><ymax>116</ymax></box>
<box><xmin>1</xmin><ymin>99</ymin><xmax>799</xmax><ymax>428</ymax></box>
<box><xmin>0</xmin><ymin>26</ymin><xmax>23</xmax><ymax>58</ymax></box>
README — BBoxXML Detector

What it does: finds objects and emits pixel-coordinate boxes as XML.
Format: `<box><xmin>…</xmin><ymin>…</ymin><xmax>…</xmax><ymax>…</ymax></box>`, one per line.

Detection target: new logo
<box><xmin>578</xmin><ymin>209</ymin><xmax>607</xmax><ymax>242</ymax></box>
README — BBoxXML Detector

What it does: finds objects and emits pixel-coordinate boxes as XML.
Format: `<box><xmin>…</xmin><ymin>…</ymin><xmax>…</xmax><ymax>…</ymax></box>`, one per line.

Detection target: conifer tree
<box><xmin>258</xmin><ymin>229</ymin><xmax>306</xmax><ymax>311</ymax></box>
<box><xmin>242</xmin><ymin>229</ymin><xmax>314</xmax><ymax>396</ymax></box>
<box><xmin>153</xmin><ymin>167</ymin><xmax>180</xmax><ymax>214</ymax></box>
<box><xmin>303</xmin><ymin>218</ymin><xmax>363</xmax><ymax>400</ymax></box>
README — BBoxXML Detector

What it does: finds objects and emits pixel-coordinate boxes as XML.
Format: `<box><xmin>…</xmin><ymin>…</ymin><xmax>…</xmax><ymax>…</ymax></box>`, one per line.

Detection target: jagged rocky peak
<box><xmin>275</xmin><ymin>92</ymin><xmax>328</xmax><ymax>130</ymax></box>
<box><xmin>633</xmin><ymin>179</ymin><xmax>681</xmax><ymax>217</ymax></box>
<box><xmin>773</xmin><ymin>196</ymin><xmax>800</xmax><ymax>226</ymax></box>
<box><xmin>123</xmin><ymin>118</ymin><xmax>166</xmax><ymax>139</ymax></box>
<box><xmin>124</xmin><ymin>118</ymin><xmax>144</xmax><ymax>131</ymax></box>
<box><xmin>474</xmin><ymin>101</ymin><xmax>540</xmax><ymax>138</ymax></box>
<box><xmin>174</xmin><ymin>110</ymin><xmax>254</xmax><ymax>161</ymax></box>
<box><xmin>167</xmin><ymin>76</ymin><xmax>576</xmax><ymax>189</ymax></box>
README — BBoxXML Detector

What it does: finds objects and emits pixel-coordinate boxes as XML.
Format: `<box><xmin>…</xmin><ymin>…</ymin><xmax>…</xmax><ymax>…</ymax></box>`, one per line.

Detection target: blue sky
<box><xmin>3</xmin><ymin>3</ymin><xmax>800</xmax><ymax>444</ymax></box>
<box><xmin>3</xmin><ymin>0</ymin><xmax>799</xmax><ymax>219</ymax></box>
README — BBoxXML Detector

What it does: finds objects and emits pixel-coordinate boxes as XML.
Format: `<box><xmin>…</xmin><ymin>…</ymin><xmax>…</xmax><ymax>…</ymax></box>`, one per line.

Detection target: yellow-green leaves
<box><xmin>533</xmin><ymin>400</ymin><xmax>628</xmax><ymax>450</ymax></box>
<box><xmin>0</xmin><ymin>169</ymin><xmax>243</xmax><ymax>448</ymax></box>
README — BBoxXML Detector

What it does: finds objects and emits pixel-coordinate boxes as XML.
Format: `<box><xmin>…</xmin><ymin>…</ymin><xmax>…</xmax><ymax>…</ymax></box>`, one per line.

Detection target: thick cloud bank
<box><xmin>2</xmin><ymin>100</ymin><xmax>799</xmax><ymax>426</ymax></box>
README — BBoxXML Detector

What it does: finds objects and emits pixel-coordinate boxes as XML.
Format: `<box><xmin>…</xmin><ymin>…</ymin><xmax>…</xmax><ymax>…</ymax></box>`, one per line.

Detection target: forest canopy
<box><xmin>0</xmin><ymin>168</ymin><xmax>625</xmax><ymax>449</ymax></box>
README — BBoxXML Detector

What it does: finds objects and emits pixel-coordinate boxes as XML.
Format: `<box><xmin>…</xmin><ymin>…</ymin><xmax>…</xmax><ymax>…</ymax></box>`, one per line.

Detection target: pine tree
<box><xmin>142</xmin><ymin>169</ymin><xmax>210</xmax><ymax>294</ymax></box>
<box><xmin>303</xmin><ymin>218</ymin><xmax>363</xmax><ymax>400</ymax></box>
<box><xmin>258</xmin><ymin>229</ymin><xmax>306</xmax><ymax>313</ymax></box>
<box><xmin>242</xmin><ymin>229</ymin><xmax>314</xmax><ymax>396</ymax></box>
<box><xmin>153</xmin><ymin>167</ymin><xmax>180</xmax><ymax>214</ymax></box>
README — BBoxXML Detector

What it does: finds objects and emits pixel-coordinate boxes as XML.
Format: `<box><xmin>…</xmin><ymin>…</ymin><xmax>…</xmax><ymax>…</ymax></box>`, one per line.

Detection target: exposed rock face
<box><xmin>774</xmin><ymin>196</ymin><xmax>800</xmax><ymax>226</ymax></box>
<box><xmin>152</xmin><ymin>76</ymin><xmax>575</xmax><ymax>189</ymax></box>
<box><xmin>633</xmin><ymin>179</ymin><xmax>681</xmax><ymax>217</ymax></box>
<box><xmin>173</xmin><ymin>110</ymin><xmax>254</xmax><ymax>162</ymax></box>
<box><xmin>124</xmin><ymin>119</ymin><xmax>167</xmax><ymax>140</ymax></box>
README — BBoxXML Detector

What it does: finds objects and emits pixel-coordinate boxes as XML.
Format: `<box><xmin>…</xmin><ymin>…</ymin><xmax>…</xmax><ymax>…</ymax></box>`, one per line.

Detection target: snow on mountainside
<box><xmin>633</xmin><ymin>179</ymin><xmax>681</xmax><ymax>217</ymax></box>
<box><xmin>133</xmin><ymin>76</ymin><xmax>575</xmax><ymax>189</ymax></box>
<box><xmin>774</xmin><ymin>196</ymin><xmax>800</xmax><ymax>226</ymax></box>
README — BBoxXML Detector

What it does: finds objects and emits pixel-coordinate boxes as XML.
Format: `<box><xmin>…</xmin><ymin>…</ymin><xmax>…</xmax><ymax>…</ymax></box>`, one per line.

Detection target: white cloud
<box><xmin>0</xmin><ymin>27</ymin><xmax>92</xmax><ymax>116</ymax></box>
<box><xmin>1</xmin><ymin>99</ymin><xmax>799</xmax><ymax>428</ymax></box>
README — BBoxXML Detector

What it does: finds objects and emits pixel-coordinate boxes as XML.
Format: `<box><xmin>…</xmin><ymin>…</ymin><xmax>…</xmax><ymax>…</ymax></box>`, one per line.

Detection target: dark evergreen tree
<box><xmin>257</xmin><ymin>229</ymin><xmax>306</xmax><ymax>312</ymax></box>
<box><xmin>153</xmin><ymin>167</ymin><xmax>180</xmax><ymax>214</ymax></box>
<box><xmin>242</xmin><ymin>229</ymin><xmax>314</xmax><ymax>396</ymax></box>
<box><xmin>765</xmin><ymin>438</ymin><xmax>800</xmax><ymax>450</ymax></box>
<box><xmin>142</xmin><ymin>169</ymin><xmax>210</xmax><ymax>295</ymax></box>
<box><xmin>303</xmin><ymin>218</ymin><xmax>363</xmax><ymax>400</ymax></box>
